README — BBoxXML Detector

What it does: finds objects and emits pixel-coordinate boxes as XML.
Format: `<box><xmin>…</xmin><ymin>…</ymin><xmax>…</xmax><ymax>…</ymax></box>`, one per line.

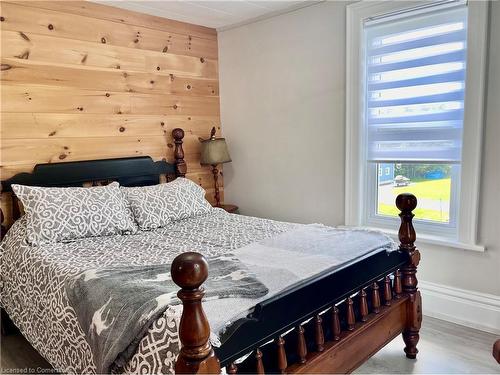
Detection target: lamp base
<box><xmin>211</xmin><ymin>165</ymin><xmax>221</xmax><ymax>207</ymax></box>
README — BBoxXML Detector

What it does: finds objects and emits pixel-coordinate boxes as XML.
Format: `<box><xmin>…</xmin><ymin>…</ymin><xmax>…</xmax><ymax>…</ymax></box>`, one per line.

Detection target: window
<box><xmin>365</xmin><ymin>3</ymin><xmax>466</xmax><ymax>236</ymax></box>
<box><xmin>346</xmin><ymin>1</ymin><xmax>488</xmax><ymax>251</ymax></box>
<box><xmin>376</xmin><ymin>163</ymin><xmax>456</xmax><ymax>224</ymax></box>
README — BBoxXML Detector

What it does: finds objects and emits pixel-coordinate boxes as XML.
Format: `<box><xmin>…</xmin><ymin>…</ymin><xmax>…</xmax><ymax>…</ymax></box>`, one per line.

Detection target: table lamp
<box><xmin>200</xmin><ymin>127</ymin><xmax>231</xmax><ymax>207</ymax></box>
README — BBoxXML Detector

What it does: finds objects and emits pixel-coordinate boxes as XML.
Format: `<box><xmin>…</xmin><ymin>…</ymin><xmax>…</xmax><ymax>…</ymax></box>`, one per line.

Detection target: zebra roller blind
<box><xmin>364</xmin><ymin>2</ymin><xmax>468</xmax><ymax>163</ymax></box>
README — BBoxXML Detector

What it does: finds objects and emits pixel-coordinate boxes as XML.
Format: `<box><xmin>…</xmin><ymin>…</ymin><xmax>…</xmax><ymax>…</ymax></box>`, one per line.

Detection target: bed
<box><xmin>0</xmin><ymin>128</ymin><xmax>422</xmax><ymax>374</ymax></box>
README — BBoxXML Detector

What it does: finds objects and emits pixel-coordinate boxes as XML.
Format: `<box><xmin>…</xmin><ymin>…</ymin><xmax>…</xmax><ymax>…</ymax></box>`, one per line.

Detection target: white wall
<box><xmin>219</xmin><ymin>0</ymin><xmax>500</xmax><ymax>304</ymax></box>
<box><xmin>219</xmin><ymin>1</ymin><xmax>348</xmax><ymax>226</ymax></box>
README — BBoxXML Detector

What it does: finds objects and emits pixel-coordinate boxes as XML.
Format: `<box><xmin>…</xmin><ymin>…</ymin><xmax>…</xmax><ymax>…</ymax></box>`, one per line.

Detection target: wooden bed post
<box><xmin>171</xmin><ymin>252</ymin><xmax>221</xmax><ymax>374</ymax></box>
<box><xmin>1</xmin><ymin>208</ymin><xmax>6</xmax><ymax>335</ymax></box>
<box><xmin>172</xmin><ymin>128</ymin><xmax>187</xmax><ymax>178</ymax></box>
<box><xmin>1</xmin><ymin>206</ymin><xmax>15</xmax><ymax>337</ymax></box>
<box><xmin>396</xmin><ymin>193</ymin><xmax>422</xmax><ymax>359</ymax></box>
<box><xmin>493</xmin><ymin>339</ymin><xmax>500</xmax><ymax>363</ymax></box>
<box><xmin>0</xmin><ymin>207</ymin><xmax>5</xmax><ymax>241</ymax></box>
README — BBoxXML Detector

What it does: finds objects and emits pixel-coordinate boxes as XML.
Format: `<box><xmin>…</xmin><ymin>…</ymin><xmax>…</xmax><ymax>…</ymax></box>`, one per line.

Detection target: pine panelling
<box><xmin>1</xmin><ymin>59</ymin><xmax>219</xmax><ymax>96</ymax></box>
<box><xmin>1</xmin><ymin>2</ymin><xmax>218</xmax><ymax>59</ymax></box>
<box><xmin>2</xmin><ymin>31</ymin><xmax>218</xmax><ymax>79</ymax></box>
<box><xmin>2</xmin><ymin>133</ymin><xmax>210</xmax><ymax>166</ymax></box>
<box><xmin>2</xmin><ymin>85</ymin><xmax>220</xmax><ymax>115</ymax></box>
<box><xmin>0</xmin><ymin>1</ymin><xmax>222</xmax><ymax>224</ymax></box>
<box><xmin>20</xmin><ymin>1</ymin><xmax>217</xmax><ymax>41</ymax></box>
<box><xmin>0</xmin><ymin>114</ymin><xmax>220</xmax><ymax>139</ymax></box>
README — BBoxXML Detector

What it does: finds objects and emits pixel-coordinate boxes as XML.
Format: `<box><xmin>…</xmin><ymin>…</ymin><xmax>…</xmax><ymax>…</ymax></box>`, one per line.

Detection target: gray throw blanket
<box><xmin>65</xmin><ymin>254</ymin><xmax>268</xmax><ymax>373</ymax></box>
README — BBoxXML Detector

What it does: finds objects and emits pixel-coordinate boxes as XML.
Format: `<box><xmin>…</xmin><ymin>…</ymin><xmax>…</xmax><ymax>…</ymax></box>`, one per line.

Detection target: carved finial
<box><xmin>172</xmin><ymin>128</ymin><xmax>187</xmax><ymax>178</ymax></box>
<box><xmin>396</xmin><ymin>193</ymin><xmax>417</xmax><ymax>252</ymax></box>
<box><xmin>172</xmin><ymin>127</ymin><xmax>185</xmax><ymax>142</ymax></box>
<box><xmin>171</xmin><ymin>252</ymin><xmax>208</xmax><ymax>290</ymax></box>
<box><xmin>171</xmin><ymin>252</ymin><xmax>221</xmax><ymax>374</ymax></box>
<box><xmin>396</xmin><ymin>192</ymin><xmax>417</xmax><ymax>212</ymax></box>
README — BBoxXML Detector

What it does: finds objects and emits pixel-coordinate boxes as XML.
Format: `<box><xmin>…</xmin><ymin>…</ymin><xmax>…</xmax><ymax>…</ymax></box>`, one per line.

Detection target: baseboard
<box><xmin>419</xmin><ymin>280</ymin><xmax>500</xmax><ymax>334</ymax></box>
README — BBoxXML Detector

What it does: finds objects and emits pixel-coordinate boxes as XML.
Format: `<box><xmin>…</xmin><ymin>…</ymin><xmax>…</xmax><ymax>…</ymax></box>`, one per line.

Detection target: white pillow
<box><xmin>122</xmin><ymin>178</ymin><xmax>213</xmax><ymax>230</ymax></box>
<box><xmin>12</xmin><ymin>182</ymin><xmax>136</xmax><ymax>245</ymax></box>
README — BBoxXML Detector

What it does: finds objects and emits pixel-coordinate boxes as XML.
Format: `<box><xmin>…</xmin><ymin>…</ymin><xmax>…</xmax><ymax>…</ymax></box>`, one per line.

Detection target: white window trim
<box><xmin>345</xmin><ymin>0</ymin><xmax>489</xmax><ymax>252</ymax></box>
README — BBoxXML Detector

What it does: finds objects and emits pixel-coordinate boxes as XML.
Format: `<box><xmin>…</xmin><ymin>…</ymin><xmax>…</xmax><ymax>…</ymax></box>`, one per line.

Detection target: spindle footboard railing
<box><xmin>171</xmin><ymin>193</ymin><xmax>422</xmax><ymax>374</ymax></box>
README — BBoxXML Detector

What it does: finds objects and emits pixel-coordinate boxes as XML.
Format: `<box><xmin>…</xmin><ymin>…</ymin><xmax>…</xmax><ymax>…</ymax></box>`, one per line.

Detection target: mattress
<box><xmin>0</xmin><ymin>209</ymin><xmax>394</xmax><ymax>374</ymax></box>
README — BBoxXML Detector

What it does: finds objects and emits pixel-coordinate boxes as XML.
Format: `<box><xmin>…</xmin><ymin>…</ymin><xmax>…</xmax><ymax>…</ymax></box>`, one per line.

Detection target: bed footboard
<box><xmin>171</xmin><ymin>193</ymin><xmax>421</xmax><ymax>374</ymax></box>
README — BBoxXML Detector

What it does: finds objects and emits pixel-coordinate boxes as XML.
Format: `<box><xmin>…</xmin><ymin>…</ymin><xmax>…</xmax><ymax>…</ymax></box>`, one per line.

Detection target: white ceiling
<box><xmin>95</xmin><ymin>1</ymin><xmax>312</xmax><ymax>30</ymax></box>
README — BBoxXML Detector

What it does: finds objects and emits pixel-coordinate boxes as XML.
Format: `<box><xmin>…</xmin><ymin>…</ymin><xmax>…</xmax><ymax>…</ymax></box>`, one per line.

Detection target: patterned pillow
<box><xmin>122</xmin><ymin>178</ymin><xmax>214</xmax><ymax>230</ymax></box>
<box><xmin>12</xmin><ymin>182</ymin><xmax>136</xmax><ymax>245</ymax></box>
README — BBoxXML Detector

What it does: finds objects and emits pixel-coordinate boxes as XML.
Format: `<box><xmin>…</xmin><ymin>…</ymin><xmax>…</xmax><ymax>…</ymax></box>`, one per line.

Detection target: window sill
<box><xmin>364</xmin><ymin>226</ymin><xmax>486</xmax><ymax>252</ymax></box>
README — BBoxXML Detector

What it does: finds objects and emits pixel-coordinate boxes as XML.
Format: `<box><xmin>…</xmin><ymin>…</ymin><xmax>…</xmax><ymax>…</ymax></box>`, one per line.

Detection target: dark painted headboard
<box><xmin>0</xmin><ymin>128</ymin><xmax>188</xmax><ymax>235</ymax></box>
<box><xmin>1</xmin><ymin>156</ymin><xmax>176</xmax><ymax>192</ymax></box>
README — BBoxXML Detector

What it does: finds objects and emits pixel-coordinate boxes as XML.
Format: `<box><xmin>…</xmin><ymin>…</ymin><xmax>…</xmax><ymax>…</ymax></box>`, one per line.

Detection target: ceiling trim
<box><xmin>216</xmin><ymin>1</ymin><xmax>325</xmax><ymax>33</ymax></box>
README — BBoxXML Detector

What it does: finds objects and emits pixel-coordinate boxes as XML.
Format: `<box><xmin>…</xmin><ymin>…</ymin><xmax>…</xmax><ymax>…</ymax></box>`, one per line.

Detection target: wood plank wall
<box><xmin>0</xmin><ymin>1</ymin><xmax>222</xmax><ymax>224</ymax></box>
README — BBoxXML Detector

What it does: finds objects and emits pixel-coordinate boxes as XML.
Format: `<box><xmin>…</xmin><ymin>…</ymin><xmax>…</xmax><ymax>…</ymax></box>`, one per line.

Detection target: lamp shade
<box><xmin>200</xmin><ymin>138</ymin><xmax>231</xmax><ymax>165</ymax></box>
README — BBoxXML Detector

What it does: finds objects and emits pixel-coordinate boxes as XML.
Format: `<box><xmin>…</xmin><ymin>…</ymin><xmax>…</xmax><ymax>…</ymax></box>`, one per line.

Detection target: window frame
<box><xmin>345</xmin><ymin>0</ymin><xmax>489</xmax><ymax>251</ymax></box>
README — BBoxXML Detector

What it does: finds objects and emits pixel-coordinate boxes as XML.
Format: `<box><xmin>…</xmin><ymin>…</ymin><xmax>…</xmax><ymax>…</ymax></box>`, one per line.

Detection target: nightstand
<box><xmin>218</xmin><ymin>204</ymin><xmax>239</xmax><ymax>214</ymax></box>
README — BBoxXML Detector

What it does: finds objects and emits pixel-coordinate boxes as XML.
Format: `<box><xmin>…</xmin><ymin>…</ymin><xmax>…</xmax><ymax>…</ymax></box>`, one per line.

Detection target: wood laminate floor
<box><xmin>0</xmin><ymin>316</ymin><xmax>499</xmax><ymax>374</ymax></box>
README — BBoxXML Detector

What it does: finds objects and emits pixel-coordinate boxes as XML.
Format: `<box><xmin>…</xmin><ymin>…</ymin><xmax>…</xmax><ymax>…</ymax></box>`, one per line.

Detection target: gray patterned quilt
<box><xmin>0</xmin><ymin>208</ymin><xmax>295</xmax><ymax>374</ymax></box>
<box><xmin>0</xmin><ymin>208</ymin><xmax>395</xmax><ymax>374</ymax></box>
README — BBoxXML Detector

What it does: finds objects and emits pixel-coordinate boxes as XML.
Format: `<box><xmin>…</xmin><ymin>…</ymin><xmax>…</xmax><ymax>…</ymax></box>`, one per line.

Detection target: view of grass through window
<box><xmin>377</xmin><ymin>163</ymin><xmax>452</xmax><ymax>223</ymax></box>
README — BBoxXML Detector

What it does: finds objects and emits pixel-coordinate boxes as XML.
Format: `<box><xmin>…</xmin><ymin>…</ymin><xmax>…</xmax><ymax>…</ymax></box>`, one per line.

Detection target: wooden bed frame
<box><xmin>0</xmin><ymin>128</ymin><xmax>422</xmax><ymax>374</ymax></box>
<box><xmin>171</xmin><ymin>195</ymin><xmax>421</xmax><ymax>374</ymax></box>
